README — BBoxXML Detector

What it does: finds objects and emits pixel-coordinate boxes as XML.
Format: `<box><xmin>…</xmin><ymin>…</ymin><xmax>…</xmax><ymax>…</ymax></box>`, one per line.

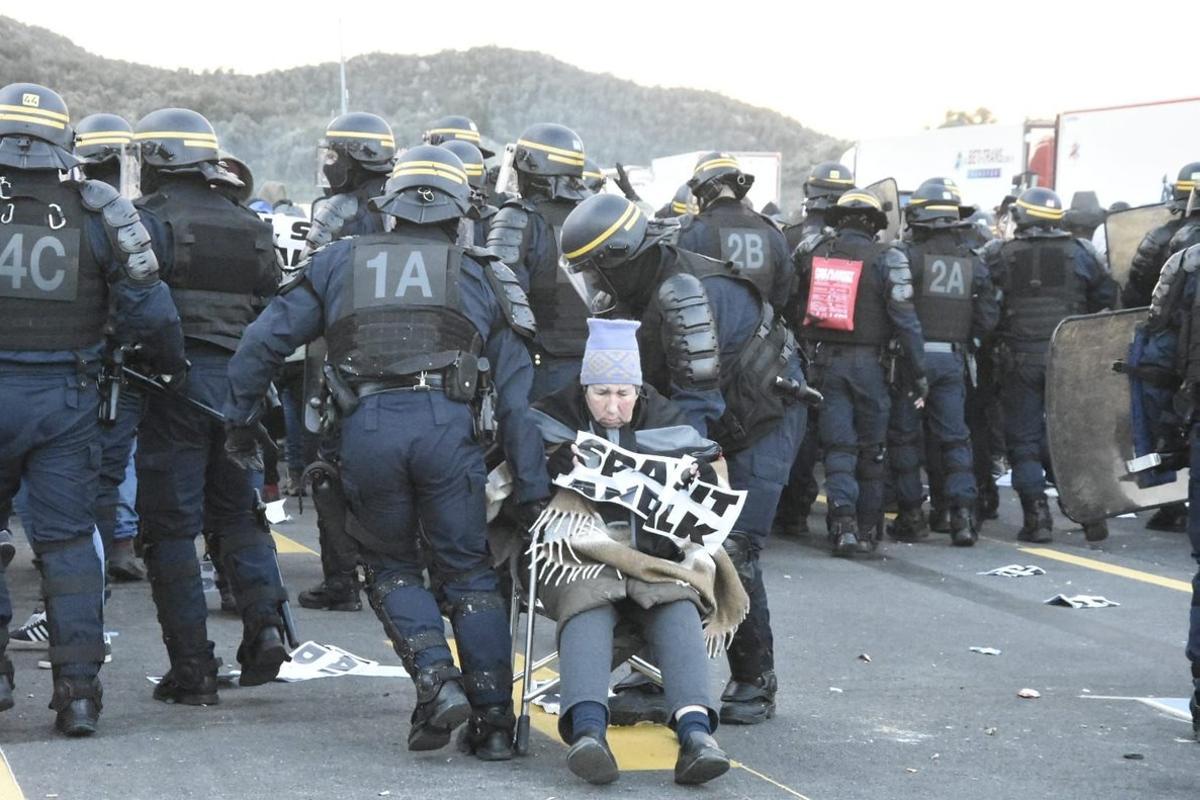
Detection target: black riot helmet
<box><xmin>514</xmin><ymin>123</ymin><xmax>586</xmax><ymax>178</ymax></box>
<box><xmin>372</xmin><ymin>144</ymin><xmax>471</xmax><ymax>225</ymax></box>
<box><xmin>559</xmin><ymin>194</ymin><xmax>655</xmax><ymax>314</ymax></box>
<box><xmin>321</xmin><ymin>112</ymin><xmax>396</xmax><ymax>191</ymax></box>
<box><xmin>906</xmin><ymin>177</ymin><xmax>967</xmax><ymax>227</ymax></box>
<box><xmin>1011</xmin><ymin>186</ymin><xmax>1065</xmax><ymax>231</ymax></box>
<box><xmin>0</xmin><ymin>82</ymin><xmax>79</xmax><ymax>170</ymax></box>
<box><xmin>1172</xmin><ymin>162</ymin><xmax>1200</xmax><ymax>203</ymax></box>
<box><xmin>134</xmin><ymin>107</ymin><xmax>221</xmax><ymax>169</ymax></box>
<box><xmin>423</xmin><ymin>115</ymin><xmax>494</xmax><ymax>158</ymax></box>
<box><xmin>439</xmin><ymin>139</ymin><xmax>486</xmax><ymax>190</ymax></box>
<box><xmin>805</xmin><ymin>161</ymin><xmax>855</xmax><ymax>201</ymax></box>
<box><xmin>659</xmin><ymin>183</ymin><xmax>698</xmax><ymax>218</ymax></box>
<box><xmin>218</xmin><ymin>151</ymin><xmax>254</xmax><ymax>203</ymax></box>
<box><xmin>581</xmin><ymin>158</ymin><xmax>607</xmax><ymax>193</ymax></box>
<box><xmin>74</xmin><ymin>113</ymin><xmax>133</xmax><ymax>165</ymax></box>
<box><xmin>688</xmin><ymin>151</ymin><xmax>753</xmax><ymax>209</ymax></box>
<box><xmin>826</xmin><ymin>189</ymin><xmax>888</xmax><ymax>232</ymax></box>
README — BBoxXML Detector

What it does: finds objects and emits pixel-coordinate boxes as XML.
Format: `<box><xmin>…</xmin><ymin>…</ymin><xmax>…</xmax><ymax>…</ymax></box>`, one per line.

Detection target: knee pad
<box><xmin>856</xmin><ymin>444</ymin><xmax>887</xmax><ymax>481</ymax></box>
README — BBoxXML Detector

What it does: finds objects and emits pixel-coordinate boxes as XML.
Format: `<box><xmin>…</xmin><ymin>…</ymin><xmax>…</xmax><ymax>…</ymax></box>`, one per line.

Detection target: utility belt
<box><xmin>354</xmin><ymin>371</ymin><xmax>448</xmax><ymax>397</ymax></box>
<box><xmin>923</xmin><ymin>341</ymin><xmax>966</xmax><ymax>354</ymax></box>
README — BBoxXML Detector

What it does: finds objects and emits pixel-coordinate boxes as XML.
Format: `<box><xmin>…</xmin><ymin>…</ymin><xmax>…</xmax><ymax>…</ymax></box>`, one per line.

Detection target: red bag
<box><xmin>804</xmin><ymin>256</ymin><xmax>863</xmax><ymax>331</ymax></box>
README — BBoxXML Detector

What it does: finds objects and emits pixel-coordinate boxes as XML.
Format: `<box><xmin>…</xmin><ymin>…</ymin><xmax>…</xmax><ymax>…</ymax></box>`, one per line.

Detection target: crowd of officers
<box><xmin>0</xmin><ymin>78</ymin><xmax>1196</xmax><ymax>769</ymax></box>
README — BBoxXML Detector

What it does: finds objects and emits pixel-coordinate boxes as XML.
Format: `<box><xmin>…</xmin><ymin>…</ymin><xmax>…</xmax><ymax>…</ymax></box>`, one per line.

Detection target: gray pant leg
<box><xmin>639</xmin><ymin>600</ymin><xmax>716</xmax><ymax>725</ymax></box>
<box><xmin>557</xmin><ymin>603</ymin><xmax>618</xmax><ymax>735</ymax></box>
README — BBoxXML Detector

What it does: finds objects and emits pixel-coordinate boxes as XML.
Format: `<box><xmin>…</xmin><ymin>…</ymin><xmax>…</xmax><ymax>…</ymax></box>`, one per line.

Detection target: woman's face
<box><xmin>584</xmin><ymin>384</ymin><xmax>638</xmax><ymax>429</ymax></box>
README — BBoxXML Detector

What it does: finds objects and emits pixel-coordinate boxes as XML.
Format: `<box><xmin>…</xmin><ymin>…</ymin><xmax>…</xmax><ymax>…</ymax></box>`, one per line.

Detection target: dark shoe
<box><xmin>976</xmin><ymin>484</ymin><xmax>1000</xmax><ymax>520</ymax></box>
<box><xmin>298</xmin><ymin>576</ymin><xmax>362</xmax><ymax>611</ymax></box>
<box><xmin>566</xmin><ymin>735</ymin><xmax>619</xmax><ymax>785</ymax></box>
<box><xmin>774</xmin><ymin>506</ymin><xmax>811</xmax><ymax>537</ymax></box>
<box><xmin>0</xmin><ymin>528</ymin><xmax>14</xmax><ymax>569</ymax></box>
<box><xmin>928</xmin><ymin>506</ymin><xmax>951</xmax><ymax>533</ymax></box>
<box><xmin>1146</xmin><ymin>503</ymin><xmax>1188</xmax><ymax>533</ymax></box>
<box><xmin>457</xmin><ymin>705</ymin><xmax>515</xmax><ymax>761</ymax></box>
<box><xmin>153</xmin><ymin>655</ymin><xmax>220</xmax><ymax>706</ymax></box>
<box><xmin>674</xmin><ymin>731</ymin><xmax>731</xmax><ymax>785</ymax></box>
<box><xmin>0</xmin><ymin>658</ymin><xmax>13</xmax><ymax>712</ymax></box>
<box><xmin>1082</xmin><ymin>520</ymin><xmax>1109</xmax><ymax>543</ymax></box>
<box><xmin>719</xmin><ymin>671</ymin><xmax>777</xmax><ymax>725</ymax></box>
<box><xmin>888</xmin><ymin>508</ymin><xmax>929</xmax><ymax>543</ymax></box>
<box><xmin>608</xmin><ymin>680</ymin><xmax>669</xmax><ymax>726</ymax></box>
<box><xmin>107</xmin><ymin>539</ymin><xmax>146</xmax><ymax>582</ymax></box>
<box><xmin>1017</xmin><ymin>495</ymin><xmax>1053</xmax><ymax>543</ymax></box>
<box><xmin>50</xmin><ymin>677</ymin><xmax>101</xmax><ymax>737</ymax></box>
<box><xmin>238</xmin><ymin>626</ymin><xmax>289</xmax><ymax>687</ymax></box>
<box><xmin>409</xmin><ymin>665</ymin><xmax>472</xmax><ymax>751</ymax></box>
<box><xmin>827</xmin><ymin>513</ymin><xmax>859</xmax><ymax>558</ymax></box>
<box><xmin>949</xmin><ymin>507</ymin><xmax>978</xmax><ymax>547</ymax></box>
<box><xmin>1191</xmin><ymin>692</ymin><xmax>1199</xmax><ymax>740</ymax></box>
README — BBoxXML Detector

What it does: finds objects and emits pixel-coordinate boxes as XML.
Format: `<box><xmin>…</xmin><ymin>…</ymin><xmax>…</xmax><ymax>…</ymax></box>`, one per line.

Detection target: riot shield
<box><xmin>863</xmin><ymin>177</ymin><xmax>901</xmax><ymax>242</ymax></box>
<box><xmin>302</xmin><ymin>337</ymin><xmax>328</xmax><ymax>434</ymax></box>
<box><xmin>1104</xmin><ymin>203</ymin><xmax>1173</xmax><ymax>289</ymax></box>
<box><xmin>1046</xmin><ymin>308</ymin><xmax>1187</xmax><ymax>522</ymax></box>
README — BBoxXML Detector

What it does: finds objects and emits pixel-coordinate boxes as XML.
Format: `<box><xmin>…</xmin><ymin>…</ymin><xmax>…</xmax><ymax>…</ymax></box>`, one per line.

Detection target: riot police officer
<box><xmin>1121</xmin><ymin>161</ymin><xmax>1200</xmax><ymax>308</ymax></box>
<box><xmin>423</xmin><ymin>114</ymin><xmax>495</xmax><ymax>158</ymax></box>
<box><xmin>0</xmin><ymin>83</ymin><xmax>184</xmax><ymax>734</ymax></box>
<box><xmin>676</xmin><ymin>152</ymin><xmax>794</xmax><ymax>311</ymax></box>
<box><xmin>981</xmin><ymin>187</ymin><xmax>1117</xmax><ymax>542</ymax></box>
<box><xmin>560</xmin><ymin>193</ymin><xmax>809</xmax><ymax>725</ymax></box>
<box><xmin>487</xmin><ymin>123</ymin><xmax>590</xmax><ymax>400</ymax></box>
<box><xmin>439</xmin><ymin>139</ymin><xmax>496</xmax><ymax>247</ymax></box>
<box><xmin>655</xmin><ymin>183</ymin><xmax>698</xmax><ymax>219</ymax></box>
<box><xmin>133</xmin><ymin>107</ymin><xmax>289</xmax><ymax>704</ymax></box>
<box><xmin>887</xmin><ymin>178</ymin><xmax>999</xmax><ymax>546</ymax></box>
<box><xmin>223</xmin><ymin>145</ymin><xmax>549</xmax><ymax>759</ymax></box>
<box><xmin>793</xmin><ymin>190</ymin><xmax>926</xmax><ymax>556</ymax></box>
<box><xmin>304</xmin><ymin>112</ymin><xmax>396</xmax><ymax>257</ymax></box>
<box><xmin>784</xmin><ymin>161</ymin><xmax>855</xmax><ymax>252</ymax></box>
<box><xmin>73</xmin><ymin>113</ymin><xmax>148</xmax><ymax>580</ymax></box>
<box><xmin>580</xmin><ymin>158</ymin><xmax>606</xmax><ymax>195</ymax></box>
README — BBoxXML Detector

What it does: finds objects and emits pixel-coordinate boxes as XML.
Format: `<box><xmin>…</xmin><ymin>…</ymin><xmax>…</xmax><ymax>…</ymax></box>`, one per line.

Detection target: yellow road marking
<box><xmin>0</xmin><ymin>749</ymin><xmax>25</xmax><ymax>800</ymax></box>
<box><xmin>271</xmin><ymin>531</ymin><xmax>317</xmax><ymax>556</ymax></box>
<box><xmin>1017</xmin><ymin>546</ymin><xmax>1192</xmax><ymax>593</ymax></box>
<box><xmin>732</xmin><ymin>761</ymin><xmax>814</xmax><ymax>800</ymax></box>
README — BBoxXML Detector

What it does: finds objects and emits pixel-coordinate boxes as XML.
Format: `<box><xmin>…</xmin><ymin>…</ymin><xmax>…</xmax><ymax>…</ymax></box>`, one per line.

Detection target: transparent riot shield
<box><xmin>119</xmin><ymin>142</ymin><xmax>141</xmax><ymax>199</ymax></box>
<box><xmin>1104</xmin><ymin>203</ymin><xmax>1173</xmax><ymax>290</ymax></box>
<box><xmin>1046</xmin><ymin>308</ymin><xmax>1187</xmax><ymax>521</ymax></box>
<box><xmin>492</xmin><ymin>142</ymin><xmax>519</xmax><ymax>198</ymax></box>
<box><xmin>863</xmin><ymin>177</ymin><xmax>901</xmax><ymax>242</ymax></box>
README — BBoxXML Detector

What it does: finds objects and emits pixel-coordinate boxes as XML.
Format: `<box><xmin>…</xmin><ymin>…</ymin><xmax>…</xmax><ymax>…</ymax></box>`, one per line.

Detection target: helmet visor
<box><xmin>560</xmin><ymin>255</ymin><xmax>617</xmax><ymax>316</ymax></box>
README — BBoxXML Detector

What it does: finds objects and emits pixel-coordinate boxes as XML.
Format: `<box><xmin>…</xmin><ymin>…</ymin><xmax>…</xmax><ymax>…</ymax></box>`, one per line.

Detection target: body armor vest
<box><xmin>0</xmin><ymin>170</ymin><xmax>106</xmax><ymax>351</ymax></box>
<box><xmin>138</xmin><ymin>180</ymin><xmax>275</xmax><ymax>351</ymax></box>
<box><xmin>802</xmin><ymin>232</ymin><xmax>891</xmax><ymax>346</ymax></box>
<box><xmin>906</xmin><ymin>229</ymin><xmax>980</xmax><ymax>344</ymax></box>
<box><xmin>527</xmin><ymin>198</ymin><xmax>589</xmax><ymax>357</ymax></box>
<box><xmin>685</xmin><ymin>200</ymin><xmax>779</xmax><ymax>301</ymax></box>
<box><xmin>997</xmin><ymin>236</ymin><xmax>1082</xmax><ymax>349</ymax></box>
<box><xmin>326</xmin><ymin>232</ymin><xmax>483</xmax><ymax>381</ymax></box>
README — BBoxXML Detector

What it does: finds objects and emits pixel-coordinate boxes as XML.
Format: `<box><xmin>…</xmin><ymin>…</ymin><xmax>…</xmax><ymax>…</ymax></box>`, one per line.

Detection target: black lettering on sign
<box><xmin>720</xmin><ymin>227</ymin><xmax>766</xmax><ymax>271</ymax></box>
<box><xmin>922</xmin><ymin>254</ymin><xmax>972</xmax><ymax>300</ymax></box>
<box><xmin>351</xmin><ymin>243</ymin><xmax>449</xmax><ymax>309</ymax></box>
<box><xmin>0</xmin><ymin>224</ymin><xmax>81</xmax><ymax>302</ymax></box>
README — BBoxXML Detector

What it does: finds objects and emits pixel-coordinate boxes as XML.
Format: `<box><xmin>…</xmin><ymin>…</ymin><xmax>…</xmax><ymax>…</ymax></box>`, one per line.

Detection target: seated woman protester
<box><xmin>527</xmin><ymin>318</ymin><xmax>749</xmax><ymax>786</ymax></box>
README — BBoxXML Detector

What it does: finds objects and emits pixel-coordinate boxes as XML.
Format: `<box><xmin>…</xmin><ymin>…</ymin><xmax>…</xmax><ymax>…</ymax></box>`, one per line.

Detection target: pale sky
<box><xmin>9</xmin><ymin>2</ymin><xmax>1195</xmax><ymax>140</ymax></box>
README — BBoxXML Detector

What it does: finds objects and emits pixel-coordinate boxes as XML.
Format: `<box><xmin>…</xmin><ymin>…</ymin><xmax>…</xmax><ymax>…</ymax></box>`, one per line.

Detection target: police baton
<box><xmin>774</xmin><ymin>376</ymin><xmax>824</xmax><ymax>407</ymax></box>
<box><xmin>253</xmin><ymin>489</ymin><xmax>300</xmax><ymax>650</ymax></box>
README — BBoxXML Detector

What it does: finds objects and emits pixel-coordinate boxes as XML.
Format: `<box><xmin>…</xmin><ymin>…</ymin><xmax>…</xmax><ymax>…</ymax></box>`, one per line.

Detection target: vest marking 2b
<box><xmin>720</xmin><ymin>228</ymin><xmax>765</xmax><ymax>271</ymax></box>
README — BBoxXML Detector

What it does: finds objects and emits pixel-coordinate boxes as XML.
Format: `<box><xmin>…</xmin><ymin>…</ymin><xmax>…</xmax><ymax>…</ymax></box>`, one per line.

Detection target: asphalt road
<box><xmin>1</xmin><ymin>488</ymin><xmax>1196</xmax><ymax>800</ymax></box>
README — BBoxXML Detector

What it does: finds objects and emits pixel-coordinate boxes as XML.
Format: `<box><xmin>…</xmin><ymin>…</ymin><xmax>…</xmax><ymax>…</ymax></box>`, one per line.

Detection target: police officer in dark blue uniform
<box><xmin>793</xmin><ymin>190</ymin><xmax>927</xmax><ymax>556</ymax></box>
<box><xmin>132</xmin><ymin>107</ymin><xmax>289</xmax><ymax>704</ymax></box>
<box><xmin>887</xmin><ymin>178</ymin><xmax>998</xmax><ymax>546</ymax></box>
<box><xmin>0</xmin><ymin>83</ymin><xmax>184</xmax><ymax>735</ymax></box>
<box><xmin>655</xmin><ymin>183</ymin><xmax>698</xmax><ymax>220</ymax></box>
<box><xmin>1121</xmin><ymin>162</ymin><xmax>1200</xmax><ymax>308</ymax></box>
<box><xmin>303</xmin><ymin>112</ymin><xmax>396</xmax><ymax>259</ymax></box>
<box><xmin>439</xmin><ymin>139</ymin><xmax>496</xmax><ymax>247</ymax></box>
<box><xmin>224</xmin><ymin>145</ymin><xmax>550</xmax><ymax>759</ymax></box>
<box><xmin>981</xmin><ymin>187</ymin><xmax>1117</xmax><ymax>542</ymax></box>
<box><xmin>783</xmin><ymin>161</ymin><xmax>855</xmax><ymax>252</ymax></box>
<box><xmin>561</xmin><ymin>193</ymin><xmax>810</xmax><ymax>725</ymax></box>
<box><xmin>423</xmin><ymin>114</ymin><xmax>495</xmax><ymax>158</ymax></box>
<box><xmin>676</xmin><ymin>152</ymin><xmax>794</xmax><ymax>312</ymax></box>
<box><xmin>580</xmin><ymin>158</ymin><xmax>606</xmax><ymax>195</ymax></box>
<box><xmin>487</xmin><ymin>123</ymin><xmax>591</xmax><ymax>400</ymax></box>
<box><xmin>73</xmin><ymin>113</ymin><xmax>148</xmax><ymax>580</ymax></box>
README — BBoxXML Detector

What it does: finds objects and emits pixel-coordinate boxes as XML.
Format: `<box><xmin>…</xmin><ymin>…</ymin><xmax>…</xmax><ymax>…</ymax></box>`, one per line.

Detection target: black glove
<box><xmin>613</xmin><ymin>163</ymin><xmax>642</xmax><ymax>203</ymax></box>
<box><xmin>909</xmin><ymin>375</ymin><xmax>930</xmax><ymax>409</ymax></box>
<box><xmin>224</xmin><ymin>424</ymin><xmax>263</xmax><ymax>472</ymax></box>
<box><xmin>511</xmin><ymin>498</ymin><xmax>549</xmax><ymax>531</ymax></box>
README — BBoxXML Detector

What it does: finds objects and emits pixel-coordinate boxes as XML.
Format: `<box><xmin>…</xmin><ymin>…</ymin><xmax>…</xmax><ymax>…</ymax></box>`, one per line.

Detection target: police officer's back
<box><xmin>1122</xmin><ymin>162</ymin><xmax>1200</xmax><ymax>307</ymax></box>
<box><xmin>783</xmin><ymin>161</ymin><xmax>855</xmax><ymax>253</ymax></box>
<box><xmin>0</xmin><ymin>83</ymin><xmax>183</xmax><ymax>735</ymax></box>
<box><xmin>439</xmin><ymin>139</ymin><xmax>497</xmax><ymax>247</ymax></box>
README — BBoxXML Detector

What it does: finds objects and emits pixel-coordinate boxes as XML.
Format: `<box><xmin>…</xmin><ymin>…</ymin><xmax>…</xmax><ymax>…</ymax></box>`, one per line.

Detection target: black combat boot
<box><xmin>1146</xmin><ymin>502</ymin><xmax>1188</xmax><ymax>533</ymax></box>
<box><xmin>928</xmin><ymin>505</ymin><xmax>951</xmax><ymax>533</ymax></box>
<box><xmin>1082</xmin><ymin>520</ymin><xmax>1109</xmax><ymax>542</ymax></box>
<box><xmin>0</xmin><ymin>654</ymin><xmax>13</xmax><ymax>713</ymax></box>
<box><xmin>1017</xmin><ymin>494</ymin><xmax>1053</xmax><ymax>543</ymax></box>
<box><xmin>50</xmin><ymin>676</ymin><xmax>101</xmax><ymax>737</ymax></box>
<box><xmin>949</xmin><ymin>506</ymin><xmax>978</xmax><ymax>547</ymax></box>
<box><xmin>719</xmin><ymin>670</ymin><xmax>777</xmax><ymax>725</ymax></box>
<box><xmin>238</xmin><ymin>623</ymin><xmax>290</xmax><ymax>687</ymax></box>
<box><xmin>827</xmin><ymin>510</ymin><xmax>859</xmax><ymax>558</ymax></box>
<box><xmin>298</xmin><ymin>572</ymin><xmax>362</xmax><ymax>611</ymax></box>
<box><xmin>457</xmin><ymin>704</ymin><xmax>516</xmax><ymax>761</ymax></box>
<box><xmin>154</xmin><ymin>638</ymin><xmax>220</xmax><ymax>705</ymax></box>
<box><xmin>888</xmin><ymin>508</ymin><xmax>929</xmax><ymax>543</ymax></box>
<box><xmin>408</xmin><ymin>663</ymin><xmax>472</xmax><ymax>751</ymax></box>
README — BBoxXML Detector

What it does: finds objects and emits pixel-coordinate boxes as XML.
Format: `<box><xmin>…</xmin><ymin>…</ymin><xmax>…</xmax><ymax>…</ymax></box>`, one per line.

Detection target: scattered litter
<box><xmin>984</xmin><ymin>727</ymin><xmax>998</xmax><ymax>736</ymax></box>
<box><xmin>1017</xmin><ymin>688</ymin><xmax>1041</xmax><ymax>699</ymax></box>
<box><xmin>1045</xmin><ymin>594</ymin><xmax>1120</xmax><ymax>609</ymax></box>
<box><xmin>829</xmin><ymin>687</ymin><xmax>844</xmax><ymax>693</ymax></box>
<box><xmin>264</xmin><ymin>498</ymin><xmax>291</xmax><ymax>524</ymax></box>
<box><xmin>379</xmin><ymin>792</ymin><xmax>392</xmax><ymax>797</ymax></box>
<box><xmin>978</xmin><ymin>564</ymin><xmax>1045</xmax><ymax>578</ymax></box>
<box><xmin>996</xmin><ymin>472</ymin><xmax>1058</xmax><ymax>497</ymax></box>
<box><xmin>930</xmin><ymin>753</ymin><xmax>940</xmax><ymax>761</ymax></box>
<box><xmin>905</xmin><ymin>768</ymin><xmax>918</xmax><ymax>774</ymax></box>
<box><xmin>969</xmin><ymin>647</ymin><xmax>1002</xmax><ymax>656</ymax></box>
<box><xmin>531</xmin><ymin>692</ymin><xmax>561</xmax><ymax>716</ymax></box>
<box><xmin>1123</xmin><ymin>753</ymin><xmax>1144</xmax><ymax>761</ymax></box>
<box><xmin>858</xmin><ymin>653</ymin><xmax>872</xmax><ymax>663</ymax></box>
<box><xmin>1173</xmin><ymin>738</ymin><xmax>1195</xmax><ymax>744</ymax></box>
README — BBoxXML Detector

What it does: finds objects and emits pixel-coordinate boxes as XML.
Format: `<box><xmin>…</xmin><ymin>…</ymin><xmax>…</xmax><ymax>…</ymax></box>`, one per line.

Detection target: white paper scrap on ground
<box><xmin>969</xmin><ymin>647</ymin><xmax>1002</xmax><ymax>656</ymax></box>
<box><xmin>979</xmin><ymin>564</ymin><xmax>1046</xmax><ymax>578</ymax></box>
<box><xmin>995</xmin><ymin>472</ymin><xmax>1058</xmax><ymax>497</ymax></box>
<box><xmin>531</xmin><ymin>692</ymin><xmax>561</xmax><ymax>716</ymax></box>
<box><xmin>1044</xmin><ymin>594</ymin><xmax>1120</xmax><ymax>609</ymax></box>
<box><xmin>275</xmin><ymin>641</ymin><xmax>409</xmax><ymax>682</ymax></box>
<box><xmin>1080</xmin><ymin>694</ymin><xmax>1194</xmax><ymax>722</ymax></box>
<box><xmin>265</xmin><ymin>498</ymin><xmax>291</xmax><ymax>524</ymax></box>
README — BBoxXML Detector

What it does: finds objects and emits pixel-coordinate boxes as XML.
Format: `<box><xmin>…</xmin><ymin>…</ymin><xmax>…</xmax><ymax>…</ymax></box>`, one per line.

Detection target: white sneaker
<box><xmin>38</xmin><ymin>632</ymin><xmax>111</xmax><ymax>669</ymax></box>
<box><xmin>9</xmin><ymin>610</ymin><xmax>49</xmax><ymax>650</ymax></box>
